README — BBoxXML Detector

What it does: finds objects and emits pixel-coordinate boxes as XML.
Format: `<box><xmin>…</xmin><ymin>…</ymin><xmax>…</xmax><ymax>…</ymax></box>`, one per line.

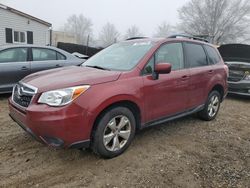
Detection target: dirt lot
<box><xmin>0</xmin><ymin>95</ymin><xmax>249</xmax><ymax>188</ymax></box>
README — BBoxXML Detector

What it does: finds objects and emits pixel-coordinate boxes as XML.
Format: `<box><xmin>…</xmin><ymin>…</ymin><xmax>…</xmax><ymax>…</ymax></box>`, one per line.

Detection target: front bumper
<box><xmin>228</xmin><ymin>81</ymin><xmax>250</xmax><ymax>96</ymax></box>
<box><xmin>9</xmin><ymin>98</ymin><xmax>93</xmax><ymax>149</ymax></box>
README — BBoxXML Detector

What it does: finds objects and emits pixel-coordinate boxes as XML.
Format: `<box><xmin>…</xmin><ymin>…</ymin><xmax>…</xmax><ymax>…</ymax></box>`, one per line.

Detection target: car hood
<box><xmin>218</xmin><ymin>44</ymin><xmax>250</xmax><ymax>63</ymax></box>
<box><xmin>22</xmin><ymin>66</ymin><xmax>121</xmax><ymax>92</ymax></box>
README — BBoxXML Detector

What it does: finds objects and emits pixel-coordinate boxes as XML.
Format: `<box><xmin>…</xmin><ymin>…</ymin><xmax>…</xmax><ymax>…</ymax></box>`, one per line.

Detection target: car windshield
<box><xmin>82</xmin><ymin>41</ymin><xmax>154</xmax><ymax>71</ymax></box>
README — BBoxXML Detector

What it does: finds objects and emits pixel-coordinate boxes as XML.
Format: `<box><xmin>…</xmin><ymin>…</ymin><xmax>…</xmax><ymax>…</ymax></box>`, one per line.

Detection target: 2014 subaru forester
<box><xmin>9</xmin><ymin>36</ymin><xmax>228</xmax><ymax>158</ymax></box>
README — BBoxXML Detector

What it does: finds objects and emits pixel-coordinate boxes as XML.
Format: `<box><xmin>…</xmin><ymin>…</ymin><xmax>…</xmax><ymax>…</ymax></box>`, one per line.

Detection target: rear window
<box><xmin>32</xmin><ymin>48</ymin><xmax>57</xmax><ymax>61</ymax></box>
<box><xmin>204</xmin><ymin>45</ymin><xmax>221</xmax><ymax>64</ymax></box>
<box><xmin>185</xmin><ymin>43</ymin><xmax>208</xmax><ymax>68</ymax></box>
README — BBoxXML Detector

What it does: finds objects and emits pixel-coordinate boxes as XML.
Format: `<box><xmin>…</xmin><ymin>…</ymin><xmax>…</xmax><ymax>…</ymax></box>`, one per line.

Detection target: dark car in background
<box><xmin>0</xmin><ymin>45</ymin><xmax>83</xmax><ymax>94</ymax></box>
<box><xmin>218</xmin><ymin>44</ymin><xmax>250</xmax><ymax>96</ymax></box>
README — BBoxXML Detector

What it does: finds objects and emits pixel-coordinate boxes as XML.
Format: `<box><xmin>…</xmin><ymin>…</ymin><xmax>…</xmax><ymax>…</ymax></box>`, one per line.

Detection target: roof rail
<box><xmin>126</xmin><ymin>37</ymin><xmax>148</xmax><ymax>41</ymax></box>
<box><xmin>168</xmin><ymin>34</ymin><xmax>209</xmax><ymax>43</ymax></box>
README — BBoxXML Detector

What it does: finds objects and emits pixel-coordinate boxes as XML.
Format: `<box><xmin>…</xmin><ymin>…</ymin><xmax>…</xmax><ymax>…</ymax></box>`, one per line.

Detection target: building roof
<box><xmin>0</xmin><ymin>3</ymin><xmax>52</xmax><ymax>27</ymax></box>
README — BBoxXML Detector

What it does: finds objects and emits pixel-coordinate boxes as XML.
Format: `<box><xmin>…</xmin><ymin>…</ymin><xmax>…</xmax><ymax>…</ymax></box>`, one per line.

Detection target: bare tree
<box><xmin>64</xmin><ymin>14</ymin><xmax>93</xmax><ymax>45</ymax></box>
<box><xmin>124</xmin><ymin>25</ymin><xmax>143</xmax><ymax>39</ymax></box>
<box><xmin>154</xmin><ymin>22</ymin><xmax>174</xmax><ymax>38</ymax></box>
<box><xmin>178</xmin><ymin>0</ymin><xmax>250</xmax><ymax>44</ymax></box>
<box><xmin>98</xmin><ymin>23</ymin><xmax>120</xmax><ymax>47</ymax></box>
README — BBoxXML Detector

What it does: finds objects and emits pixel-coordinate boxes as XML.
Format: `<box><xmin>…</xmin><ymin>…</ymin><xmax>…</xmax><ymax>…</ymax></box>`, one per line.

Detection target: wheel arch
<box><xmin>210</xmin><ymin>84</ymin><xmax>225</xmax><ymax>101</ymax></box>
<box><xmin>90</xmin><ymin>99</ymin><xmax>142</xmax><ymax>143</ymax></box>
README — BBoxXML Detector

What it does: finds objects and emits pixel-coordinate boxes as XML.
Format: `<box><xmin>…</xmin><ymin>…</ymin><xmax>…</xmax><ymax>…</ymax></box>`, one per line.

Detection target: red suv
<box><xmin>9</xmin><ymin>36</ymin><xmax>228</xmax><ymax>158</ymax></box>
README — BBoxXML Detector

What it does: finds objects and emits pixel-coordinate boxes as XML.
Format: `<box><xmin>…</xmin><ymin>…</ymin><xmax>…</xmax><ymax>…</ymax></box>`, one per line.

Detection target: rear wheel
<box><xmin>198</xmin><ymin>90</ymin><xmax>221</xmax><ymax>121</ymax></box>
<box><xmin>91</xmin><ymin>107</ymin><xmax>136</xmax><ymax>158</ymax></box>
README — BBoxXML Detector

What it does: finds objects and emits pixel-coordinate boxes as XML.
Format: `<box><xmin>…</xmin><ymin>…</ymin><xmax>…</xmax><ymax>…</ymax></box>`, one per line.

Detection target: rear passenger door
<box><xmin>184</xmin><ymin>42</ymin><xmax>213</xmax><ymax>109</ymax></box>
<box><xmin>30</xmin><ymin>48</ymin><xmax>66</xmax><ymax>73</ymax></box>
<box><xmin>0</xmin><ymin>47</ymin><xmax>30</xmax><ymax>93</ymax></box>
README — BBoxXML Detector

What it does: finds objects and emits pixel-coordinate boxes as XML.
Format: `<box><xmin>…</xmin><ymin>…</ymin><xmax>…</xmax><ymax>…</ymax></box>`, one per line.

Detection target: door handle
<box><xmin>181</xmin><ymin>75</ymin><xmax>190</xmax><ymax>81</ymax></box>
<box><xmin>21</xmin><ymin>66</ymin><xmax>28</xmax><ymax>71</ymax></box>
<box><xmin>208</xmin><ymin>70</ymin><xmax>214</xmax><ymax>74</ymax></box>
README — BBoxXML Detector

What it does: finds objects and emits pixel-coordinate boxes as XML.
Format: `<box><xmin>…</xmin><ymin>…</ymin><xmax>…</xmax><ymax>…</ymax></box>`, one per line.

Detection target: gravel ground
<box><xmin>0</xmin><ymin>94</ymin><xmax>249</xmax><ymax>188</ymax></box>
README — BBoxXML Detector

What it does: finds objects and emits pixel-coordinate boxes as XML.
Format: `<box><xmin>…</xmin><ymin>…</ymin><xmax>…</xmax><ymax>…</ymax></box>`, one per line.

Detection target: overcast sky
<box><xmin>1</xmin><ymin>0</ymin><xmax>189</xmax><ymax>37</ymax></box>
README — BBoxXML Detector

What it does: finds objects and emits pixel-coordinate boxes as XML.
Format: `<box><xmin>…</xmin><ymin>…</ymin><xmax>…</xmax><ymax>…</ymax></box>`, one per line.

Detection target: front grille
<box><xmin>228</xmin><ymin>70</ymin><xmax>245</xmax><ymax>82</ymax></box>
<box><xmin>12</xmin><ymin>83</ymin><xmax>37</xmax><ymax>108</ymax></box>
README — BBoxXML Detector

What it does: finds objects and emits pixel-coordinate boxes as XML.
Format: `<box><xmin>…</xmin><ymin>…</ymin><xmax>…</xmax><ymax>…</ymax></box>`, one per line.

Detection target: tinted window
<box><xmin>155</xmin><ymin>43</ymin><xmax>184</xmax><ymax>70</ymax></box>
<box><xmin>0</xmin><ymin>48</ymin><xmax>28</xmax><ymax>63</ymax></box>
<box><xmin>57</xmin><ymin>52</ymin><xmax>66</xmax><ymax>60</ymax></box>
<box><xmin>204</xmin><ymin>45</ymin><xmax>221</xmax><ymax>64</ymax></box>
<box><xmin>32</xmin><ymin>48</ymin><xmax>57</xmax><ymax>61</ymax></box>
<box><xmin>185</xmin><ymin>43</ymin><xmax>208</xmax><ymax>68</ymax></box>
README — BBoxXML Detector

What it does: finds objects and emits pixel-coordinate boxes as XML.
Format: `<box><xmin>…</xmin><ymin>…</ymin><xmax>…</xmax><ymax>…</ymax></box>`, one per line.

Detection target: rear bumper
<box><xmin>8</xmin><ymin>98</ymin><xmax>93</xmax><ymax>149</ymax></box>
<box><xmin>228</xmin><ymin>81</ymin><xmax>250</xmax><ymax>96</ymax></box>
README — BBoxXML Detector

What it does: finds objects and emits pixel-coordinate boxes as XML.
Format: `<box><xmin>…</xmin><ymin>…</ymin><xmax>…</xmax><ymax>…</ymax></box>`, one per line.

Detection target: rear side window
<box><xmin>57</xmin><ymin>52</ymin><xmax>66</xmax><ymax>60</ymax></box>
<box><xmin>0</xmin><ymin>48</ymin><xmax>28</xmax><ymax>63</ymax></box>
<box><xmin>155</xmin><ymin>43</ymin><xmax>184</xmax><ymax>70</ymax></box>
<box><xmin>32</xmin><ymin>48</ymin><xmax>57</xmax><ymax>61</ymax></box>
<box><xmin>185</xmin><ymin>43</ymin><xmax>208</xmax><ymax>68</ymax></box>
<box><xmin>204</xmin><ymin>45</ymin><xmax>221</xmax><ymax>64</ymax></box>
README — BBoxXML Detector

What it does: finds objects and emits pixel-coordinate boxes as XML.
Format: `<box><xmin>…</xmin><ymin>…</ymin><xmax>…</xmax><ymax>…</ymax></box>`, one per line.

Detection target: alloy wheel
<box><xmin>103</xmin><ymin>115</ymin><xmax>131</xmax><ymax>152</ymax></box>
<box><xmin>208</xmin><ymin>95</ymin><xmax>219</xmax><ymax>117</ymax></box>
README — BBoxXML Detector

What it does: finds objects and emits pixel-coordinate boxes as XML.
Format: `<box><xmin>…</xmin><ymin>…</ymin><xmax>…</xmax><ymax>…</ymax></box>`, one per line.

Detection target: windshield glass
<box><xmin>83</xmin><ymin>41</ymin><xmax>154</xmax><ymax>71</ymax></box>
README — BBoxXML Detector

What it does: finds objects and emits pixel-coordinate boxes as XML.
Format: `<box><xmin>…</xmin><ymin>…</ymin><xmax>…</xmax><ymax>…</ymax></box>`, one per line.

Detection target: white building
<box><xmin>52</xmin><ymin>31</ymin><xmax>77</xmax><ymax>46</ymax></box>
<box><xmin>0</xmin><ymin>3</ymin><xmax>52</xmax><ymax>46</ymax></box>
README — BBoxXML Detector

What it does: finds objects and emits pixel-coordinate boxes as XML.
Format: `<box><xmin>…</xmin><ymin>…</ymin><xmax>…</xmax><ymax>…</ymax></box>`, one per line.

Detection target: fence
<box><xmin>57</xmin><ymin>42</ymin><xmax>103</xmax><ymax>57</ymax></box>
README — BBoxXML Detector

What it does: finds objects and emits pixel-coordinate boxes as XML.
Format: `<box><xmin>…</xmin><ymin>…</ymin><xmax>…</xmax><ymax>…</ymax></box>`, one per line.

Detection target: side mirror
<box><xmin>155</xmin><ymin>63</ymin><xmax>172</xmax><ymax>74</ymax></box>
<box><xmin>152</xmin><ymin>62</ymin><xmax>172</xmax><ymax>80</ymax></box>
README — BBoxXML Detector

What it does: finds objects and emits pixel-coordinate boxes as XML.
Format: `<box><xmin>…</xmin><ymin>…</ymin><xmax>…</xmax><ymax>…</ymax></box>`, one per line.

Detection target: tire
<box><xmin>91</xmin><ymin>106</ymin><xmax>136</xmax><ymax>158</ymax></box>
<box><xmin>198</xmin><ymin>90</ymin><xmax>221</xmax><ymax>121</ymax></box>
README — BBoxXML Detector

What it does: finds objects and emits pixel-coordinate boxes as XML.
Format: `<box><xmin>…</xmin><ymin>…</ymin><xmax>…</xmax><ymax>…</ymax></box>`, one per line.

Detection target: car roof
<box><xmin>0</xmin><ymin>44</ymin><xmax>61</xmax><ymax>50</ymax></box>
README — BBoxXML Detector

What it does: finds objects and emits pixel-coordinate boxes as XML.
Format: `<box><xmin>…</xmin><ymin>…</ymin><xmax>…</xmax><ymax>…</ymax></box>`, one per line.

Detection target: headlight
<box><xmin>38</xmin><ymin>85</ymin><xmax>90</xmax><ymax>107</ymax></box>
<box><xmin>244</xmin><ymin>74</ymin><xmax>250</xmax><ymax>80</ymax></box>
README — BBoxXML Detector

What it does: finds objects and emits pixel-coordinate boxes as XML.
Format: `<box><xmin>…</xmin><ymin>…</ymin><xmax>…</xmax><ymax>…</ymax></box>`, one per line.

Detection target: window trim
<box><xmin>13</xmin><ymin>30</ymin><xmax>26</xmax><ymax>44</ymax></box>
<box><xmin>0</xmin><ymin>47</ymin><xmax>28</xmax><ymax>63</ymax></box>
<box><xmin>141</xmin><ymin>42</ymin><xmax>186</xmax><ymax>76</ymax></box>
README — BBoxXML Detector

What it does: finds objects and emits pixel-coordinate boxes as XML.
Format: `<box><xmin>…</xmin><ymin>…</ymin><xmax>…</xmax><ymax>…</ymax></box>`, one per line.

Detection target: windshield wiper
<box><xmin>85</xmin><ymin>65</ymin><xmax>110</xmax><ymax>71</ymax></box>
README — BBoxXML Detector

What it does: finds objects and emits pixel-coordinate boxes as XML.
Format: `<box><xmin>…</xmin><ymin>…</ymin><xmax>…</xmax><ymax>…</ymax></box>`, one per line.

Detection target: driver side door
<box><xmin>142</xmin><ymin>42</ymin><xmax>190</xmax><ymax>124</ymax></box>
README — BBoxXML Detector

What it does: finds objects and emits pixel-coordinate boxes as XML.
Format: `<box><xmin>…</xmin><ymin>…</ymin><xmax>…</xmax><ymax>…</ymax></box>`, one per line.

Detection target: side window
<box><xmin>185</xmin><ymin>43</ymin><xmax>208</xmax><ymax>68</ymax></box>
<box><xmin>155</xmin><ymin>43</ymin><xmax>184</xmax><ymax>70</ymax></box>
<box><xmin>32</xmin><ymin>48</ymin><xmax>57</xmax><ymax>61</ymax></box>
<box><xmin>0</xmin><ymin>48</ymin><xmax>28</xmax><ymax>63</ymax></box>
<box><xmin>57</xmin><ymin>52</ymin><xmax>66</xmax><ymax>60</ymax></box>
<box><xmin>142</xmin><ymin>56</ymin><xmax>154</xmax><ymax>75</ymax></box>
<box><xmin>204</xmin><ymin>45</ymin><xmax>221</xmax><ymax>64</ymax></box>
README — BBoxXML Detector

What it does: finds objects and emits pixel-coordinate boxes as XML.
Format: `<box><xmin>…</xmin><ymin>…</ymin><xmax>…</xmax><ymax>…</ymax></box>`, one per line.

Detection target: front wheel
<box><xmin>198</xmin><ymin>90</ymin><xmax>221</xmax><ymax>121</ymax></box>
<box><xmin>91</xmin><ymin>106</ymin><xmax>136</xmax><ymax>158</ymax></box>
